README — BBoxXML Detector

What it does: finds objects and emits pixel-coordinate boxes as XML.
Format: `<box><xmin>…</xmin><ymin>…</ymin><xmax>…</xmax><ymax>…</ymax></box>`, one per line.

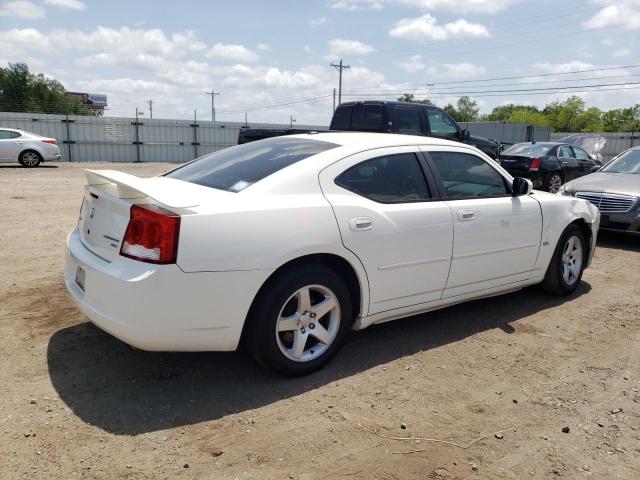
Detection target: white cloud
<box><xmin>398</xmin><ymin>54</ymin><xmax>425</xmax><ymax>73</ymax></box>
<box><xmin>328</xmin><ymin>0</ymin><xmax>383</xmax><ymax>10</ymax></box>
<box><xmin>611</xmin><ymin>47</ymin><xmax>632</xmax><ymax>58</ymax></box>
<box><xmin>583</xmin><ymin>0</ymin><xmax>640</xmax><ymax>30</ymax></box>
<box><xmin>206</xmin><ymin>42</ymin><xmax>258</xmax><ymax>62</ymax></box>
<box><xmin>389</xmin><ymin>14</ymin><xmax>490</xmax><ymax>41</ymax></box>
<box><xmin>398</xmin><ymin>55</ymin><xmax>486</xmax><ymax>78</ymax></box>
<box><xmin>256</xmin><ymin>43</ymin><xmax>271</xmax><ymax>51</ymax></box>
<box><xmin>309</xmin><ymin>16</ymin><xmax>328</xmax><ymax>27</ymax></box>
<box><xmin>533</xmin><ymin>61</ymin><xmax>594</xmax><ymax>74</ymax></box>
<box><xmin>75</xmin><ymin>78</ymin><xmax>176</xmax><ymax>95</ymax></box>
<box><xmin>0</xmin><ymin>1</ymin><xmax>45</xmax><ymax>19</ymax></box>
<box><xmin>43</xmin><ymin>0</ymin><xmax>86</xmax><ymax>10</ymax></box>
<box><xmin>328</xmin><ymin>38</ymin><xmax>375</xmax><ymax>56</ymax></box>
<box><xmin>0</xmin><ymin>28</ymin><xmax>50</xmax><ymax>50</ymax></box>
<box><xmin>328</xmin><ymin>0</ymin><xmax>517</xmax><ymax>13</ymax></box>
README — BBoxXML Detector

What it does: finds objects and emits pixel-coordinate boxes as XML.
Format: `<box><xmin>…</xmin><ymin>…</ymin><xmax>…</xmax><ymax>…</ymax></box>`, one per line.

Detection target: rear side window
<box><xmin>394</xmin><ymin>106</ymin><xmax>424</xmax><ymax>135</ymax></box>
<box><xmin>330</xmin><ymin>107</ymin><xmax>351</xmax><ymax>130</ymax></box>
<box><xmin>335</xmin><ymin>153</ymin><xmax>431</xmax><ymax>203</ymax></box>
<box><xmin>350</xmin><ymin>104</ymin><xmax>385</xmax><ymax>132</ymax></box>
<box><xmin>428</xmin><ymin>151</ymin><xmax>508</xmax><ymax>198</ymax></box>
<box><xmin>167</xmin><ymin>137</ymin><xmax>338</xmax><ymax>192</ymax></box>
<box><xmin>558</xmin><ymin>146</ymin><xmax>573</xmax><ymax>158</ymax></box>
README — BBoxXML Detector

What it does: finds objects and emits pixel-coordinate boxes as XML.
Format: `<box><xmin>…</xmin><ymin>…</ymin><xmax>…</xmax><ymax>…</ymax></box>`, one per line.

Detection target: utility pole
<box><xmin>332</xmin><ymin>88</ymin><xmax>336</xmax><ymax>113</ymax></box>
<box><xmin>290</xmin><ymin>115</ymin><xmax>296</xmax><ymax>128</ymax></box>
<box><xmin>244</xmin><ymin>112</ymin><xmax>248</xmax><ymax>127</ymax></box>
<box><xmin>205</xmin><ymin>89</ymin><xmax>220</xmax><ymax>124</ymax></box>
<box><xmin>147</xmin><ymin>99</ymin><xmax>154</xmax><ymax>119</ymax></box>
<box><xmin>330</xmin><ymin>59</ymin><xmax>350</xmax><ymax>106</ymax></box>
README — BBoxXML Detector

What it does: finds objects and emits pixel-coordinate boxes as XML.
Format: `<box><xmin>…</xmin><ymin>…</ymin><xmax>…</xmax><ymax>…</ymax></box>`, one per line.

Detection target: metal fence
<box><xmin>551</xmin><ymin>131</ymin><xmax>639</xmax><ymax>162</ymax></box>
<box><xmin>1</xmin><ymin>110</ymin><xmax>555</xmax><ymax>163</ymax></box>
<box><xmin>0</xmin><ymin>111</ymin><xmax>327</xmax><ymax>163</ymax></box>
<box><xmin>461</xmin><ymin>121</ymin><xmax>551</xmax><ymax>145</ymax></box>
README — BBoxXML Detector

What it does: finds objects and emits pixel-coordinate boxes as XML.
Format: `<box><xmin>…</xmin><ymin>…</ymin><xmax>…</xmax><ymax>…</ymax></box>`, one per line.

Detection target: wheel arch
<box><xmin>242</xmin><ymin>252</ymin><xmax>368</xmax><ymax>343</ymax></box>
<box><xmin>19</xmin><ymin>148</ymin><xmax>43</xmax><ymax>164</ymax></box>
<box><xmin>569</xmin><ymin>218</ymin><xmax>593</xmax><ymax>265</ymax></box>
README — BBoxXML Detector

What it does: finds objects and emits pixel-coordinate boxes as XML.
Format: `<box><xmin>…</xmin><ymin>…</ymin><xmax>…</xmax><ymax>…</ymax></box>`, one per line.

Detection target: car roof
<box><xmin>510</xmin><ymin>142</ymin><xmax>565</xmax><ymax>147</ymax></box>
<box><xmin>337</xmin><ymin>100</ymin><xmax>442</xmax><ymax>110</ymax></box>
<box><xmin>288</xmin><ymin>131</ymin><xmax>468</xmax><ymax>150</ymax></box>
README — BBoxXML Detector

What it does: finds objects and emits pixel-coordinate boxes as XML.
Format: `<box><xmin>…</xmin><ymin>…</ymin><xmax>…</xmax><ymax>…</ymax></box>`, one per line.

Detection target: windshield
<box><xmin>602</xmin><ymin>149</ymin><xmax>640</xmax><ymax>174</ymax></box>
<box><xmin>502</xmin><ymin>143</ymin><xmax>552</xmax><ymax>156</ymax></box>
<box><xmin>165</xmin><ymin>136</ymin><xmax>339</xmax><ymax>192</ymax></box>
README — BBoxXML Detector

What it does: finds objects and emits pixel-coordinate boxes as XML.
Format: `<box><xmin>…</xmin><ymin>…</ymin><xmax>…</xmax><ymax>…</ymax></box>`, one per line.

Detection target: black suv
<box><xmin>329</xmin><ymin>101</ymin><xmax>500</xmax><ymax>159</ymax></box>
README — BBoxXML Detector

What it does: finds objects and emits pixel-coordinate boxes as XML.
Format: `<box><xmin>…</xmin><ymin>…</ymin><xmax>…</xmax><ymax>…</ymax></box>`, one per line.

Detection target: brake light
<box><xmin>529</xmin><ymin>157</ymin><xmax>542</xmax><ymax>172</ymax></box>
<box><xmin>120</xmin><ymin>205</ymin><xmax>180</xmax><ymax>264</ymax></box>
<box><xmin>42</xmin><ymin>139</ymin><xmax>57</xmax><ymax>145</ymax></box>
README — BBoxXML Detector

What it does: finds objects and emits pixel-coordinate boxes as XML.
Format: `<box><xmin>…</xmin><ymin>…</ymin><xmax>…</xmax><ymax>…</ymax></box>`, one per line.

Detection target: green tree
<box><xmin>0</xmin><ymin>62</ymin><xmax>93</xmax><ymax>115</ymax></box>
<box><xmin>507</xmin><ymin>110</ymin><xmax>550</xmax><ymax>127</ymax></box>
<box><xmin>484</xmin><ymin>103</ymin><xmax>540</xmax><ymax>121</ymax></box>
<box><xmin>455</xmin><ymin>96</ymin><xmax>479</xmax><ymax>122</ymax></box>
<box><xmin>397</xmin><ymin>93</ymin><xmax>434</xmax><ymax>105</ymax></box>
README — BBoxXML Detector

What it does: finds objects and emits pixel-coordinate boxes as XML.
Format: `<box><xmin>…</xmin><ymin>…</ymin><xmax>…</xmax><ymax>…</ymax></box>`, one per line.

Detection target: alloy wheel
<box><xmin>22</xmin><ymin>152</ymin><xmax>40</xmax><ymax>167</ymax></box>
<box><xmin>561</xmin><ymin>234</ymin><xmax>583</xmax><ymax>286</ymax></box>
<box><xmin>275</xmin><ymin>284</ymin><xmax>341</xmax><ymax>362</ymax></box>
<box><xmin>547</xmin><ymin>174</ymin><xmax>562</xmax><ymax>193</ymax></box>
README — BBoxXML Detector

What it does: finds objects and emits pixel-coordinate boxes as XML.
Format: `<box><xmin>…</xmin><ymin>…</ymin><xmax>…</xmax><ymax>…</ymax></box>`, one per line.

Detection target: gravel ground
<box><xmin>1</xmin><ymin>162</ymin><xmax>639</xmax><ymax>480</ymax></box>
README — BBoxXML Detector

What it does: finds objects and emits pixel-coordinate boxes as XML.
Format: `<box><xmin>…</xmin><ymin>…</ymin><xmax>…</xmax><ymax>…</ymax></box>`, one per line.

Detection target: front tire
<box><xmin>541</xmin><ymin>224</ymin><xmax>586</xmax><ymax>295</ymax></box>
<box><xmin>245</xmin><ymin>265</ymin><xmax>352</xmax><ymax>376</ymax></box>
<box><xmin>19</xmin><ymin>150</ymin><xmax>42</xmax><ymax>168</ymax></box>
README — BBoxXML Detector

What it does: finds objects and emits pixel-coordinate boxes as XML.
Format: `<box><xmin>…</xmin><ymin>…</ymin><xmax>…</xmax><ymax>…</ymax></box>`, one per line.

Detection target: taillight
<box><xmin>529</xmin><ymin>157</ymin><xmax>542</xmax><ymax>172</ymax></box>
<box><xmin>120</xmin><ymin>205</ymin><xmax>180</xmax><ymax>264</ymax></box>
<box><xmin>42</xmin><ymin>139</ymin><xmax>57</xmax><ymax>145</ymax></box>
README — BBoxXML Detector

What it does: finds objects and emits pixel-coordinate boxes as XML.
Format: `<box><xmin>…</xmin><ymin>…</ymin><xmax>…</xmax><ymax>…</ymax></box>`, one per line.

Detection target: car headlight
<box><xmin>557</xmin><ymin>184</ymin><xmax>574</xmax><ymax>196</ymax></box>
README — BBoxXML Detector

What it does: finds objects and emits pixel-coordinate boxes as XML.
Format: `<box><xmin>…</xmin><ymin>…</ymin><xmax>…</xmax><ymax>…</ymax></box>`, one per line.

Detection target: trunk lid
<box><xmin>78</xmin><ymin>170</ymin><xmax>204</xmax><ymax>262</ymax></box>
<box><xmin>500</xmin><ymin>154</ymin><xmax>534</xmax><ymax>171</ymax></box>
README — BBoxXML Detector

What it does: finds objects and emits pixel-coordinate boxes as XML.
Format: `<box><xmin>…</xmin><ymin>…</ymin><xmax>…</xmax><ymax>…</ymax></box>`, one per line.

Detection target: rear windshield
<box><xmin>503</xmin><ymin>143</ymin><xmax>552</xmax><ymax>156</ymax></box>
<box><xmin>330</xmin><ymin>104</ymin><xmax>385</xmax><ymax>132</ymax></box>
<box><xmin>166</xmin><ymin>137</ymin><xmax>339</xmax><ymax>192</ymax></box>
<box><xmin>602</xmin><ymin>149</ymin><xmax>640</xmax><ymax>174</ymax></box>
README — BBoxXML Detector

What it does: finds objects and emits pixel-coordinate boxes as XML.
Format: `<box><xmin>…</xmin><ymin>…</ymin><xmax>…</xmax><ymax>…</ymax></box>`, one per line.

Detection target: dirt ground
<box><xmin>1</xmin><ymin>162</ymin><xmax>639</xmax><ymax>480</ymax></box>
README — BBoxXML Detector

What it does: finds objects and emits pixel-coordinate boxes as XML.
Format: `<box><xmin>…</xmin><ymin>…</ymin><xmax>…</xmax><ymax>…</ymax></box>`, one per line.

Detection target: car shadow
<box><xmin>0</xmin><ymin>165</ymin><xmax>58</xmax><ymax>169</ymax></box>
<box><xmin>47</xmin><ymin>282</ymin><xmax>591</xmax><ymax>435</ymax></box>
<box><xmin>597</xmin><ymin>230</ymin><xmax>640</xmax><ymax>253</ymax></box>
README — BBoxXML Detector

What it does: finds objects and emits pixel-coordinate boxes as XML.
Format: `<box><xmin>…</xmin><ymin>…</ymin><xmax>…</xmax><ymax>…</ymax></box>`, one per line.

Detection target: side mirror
<box><xmin>512</xmin><ymin>177</ymin><xmax>533</xmax><ymax>196</ymax></box>
<box><xmin>459</xmin><ymin>128</ymin><xmax>471</xmax><ymax>140</ymax></box>
<box><xmin>590</xmin><ymin>165</ymin><xmax>601</xmax><ymax>173</ymax></box>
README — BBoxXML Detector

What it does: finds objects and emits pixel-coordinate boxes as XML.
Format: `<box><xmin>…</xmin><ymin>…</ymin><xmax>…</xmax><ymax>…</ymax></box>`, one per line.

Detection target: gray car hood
<box><xmin>566</xmin><ymin>172</ymin><xmax>640</xmax><ymax>197</ymax></box>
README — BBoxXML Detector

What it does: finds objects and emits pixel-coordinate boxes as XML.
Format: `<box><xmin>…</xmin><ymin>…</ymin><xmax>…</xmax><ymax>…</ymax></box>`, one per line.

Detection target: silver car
<box><xmin>0</xmin><ymin>128</ymin><xmax>61</xmax><ymax>167</ymax></box>
<box><xmin>558</xmin><ymin>146</ymin><xmax>640</xmax><ymax>235</ymax></box>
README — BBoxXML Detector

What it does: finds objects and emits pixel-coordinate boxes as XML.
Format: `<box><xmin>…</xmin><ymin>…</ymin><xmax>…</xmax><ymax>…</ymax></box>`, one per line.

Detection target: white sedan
<box><xmin>0</xmin><ymin>128</ymin><xmax>61</xmax><ymax>167</ymax></box>
<box><xmin>64</xmin><ymin>133</ymin><xmax>599</xmax><ymax>375</ymax></box>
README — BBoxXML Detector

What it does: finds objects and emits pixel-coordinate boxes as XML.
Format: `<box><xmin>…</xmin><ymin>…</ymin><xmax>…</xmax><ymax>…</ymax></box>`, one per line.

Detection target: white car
<box><xmin>0</xmin><ymin>128</ymin><xmax>61</xmax><ymax>167</ymax></box>
<box><xmin>64</xmin><ymin>133</ymin><xmax>599</xmax><ymax>375</ymax></box>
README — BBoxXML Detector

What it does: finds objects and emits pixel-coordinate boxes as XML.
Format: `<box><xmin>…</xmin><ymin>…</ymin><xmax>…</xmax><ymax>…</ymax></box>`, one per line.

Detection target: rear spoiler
<box><xmin>84</xmin><ymin>169</ymin><xmax>201</xmax><ymax>209</ymax></box>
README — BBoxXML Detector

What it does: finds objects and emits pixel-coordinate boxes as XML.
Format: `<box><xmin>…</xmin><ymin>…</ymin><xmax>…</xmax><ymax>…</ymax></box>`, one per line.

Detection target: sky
<box><xmin>0</xmin><ymin>0</ymin><xmax>639</xmax><ymax>125</ymax></box>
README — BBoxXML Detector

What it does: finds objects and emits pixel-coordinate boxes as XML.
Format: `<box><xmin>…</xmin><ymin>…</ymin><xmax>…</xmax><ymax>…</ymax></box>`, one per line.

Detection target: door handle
<box><xmin>457</xmin><ymin>209</ymin><xmax>476</xmax><ymax>221</ymax></box>
<box><xmin>349</xmin><ymin>217</ymin><xmax>373</xmax><ymax>231</ymax></box>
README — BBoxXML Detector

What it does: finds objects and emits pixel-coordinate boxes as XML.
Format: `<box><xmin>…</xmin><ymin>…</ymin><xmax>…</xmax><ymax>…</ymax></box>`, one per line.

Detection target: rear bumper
<box><xmin>64</xmin><ymin>228</ymin><xmax>273</xmax><ymax>351</ymax></box>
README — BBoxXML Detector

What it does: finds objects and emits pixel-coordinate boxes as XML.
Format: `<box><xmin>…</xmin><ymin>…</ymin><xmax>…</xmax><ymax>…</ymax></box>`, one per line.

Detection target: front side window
<box><xmin>167</xmin><ymin>137</ymin><xmax>338</xmax><ymax>192</ymax></box>
<box><xmin>394</xmin><ymin>106</ymin><xmax>424</xmax><ymax>135</ymax></box>
<box><xmin>335</xmin><ymin>153</ymin><xmax>431</xmax><ymax>203</ymax></box>
<box><xmin>428</xmin><ymin>151</ymin><xmax>508</xmax><ymax>198</ymax></box>
<box><xmin>573</xmin><ymin>147</ymin><xmax>590</xmax><ymax>160</ymax></box>
<box><xmin>426</xmin><ymin>109</ymin><xmax>459</xmax><ymax>137</ymax></box>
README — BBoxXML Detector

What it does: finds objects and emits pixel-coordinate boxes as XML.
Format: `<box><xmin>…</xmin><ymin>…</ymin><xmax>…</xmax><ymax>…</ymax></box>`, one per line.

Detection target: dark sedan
<box><xmin>559</xmin><ymin>146</ymin><xmax>640</xmax><ymax>235</ymax></box>
<box><xmin>499</xmin><ymin>142</ymin><xmax>599</xmax><ymax>193</ymax></box>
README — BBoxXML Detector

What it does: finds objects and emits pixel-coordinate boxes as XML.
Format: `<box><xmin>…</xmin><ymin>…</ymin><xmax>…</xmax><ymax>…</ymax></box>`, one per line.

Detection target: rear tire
<box><xmin>541</xmin><ymin>224</ymin><xmax>586</xmax><ymax>295</ymax></box>
<box><xmin>544</xmin><ymin>172</ymin><xmax>563</xmax><ymax>193</ymax></box>
<box><xmin>245</xmin><ymin>265</ymin><xmax>352</xmax><ymax>376</ymax></box>
<box><xmin>19</xmin><ymin>150</ymin><xmax>41</xmax><ymax>168</ymax></box>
